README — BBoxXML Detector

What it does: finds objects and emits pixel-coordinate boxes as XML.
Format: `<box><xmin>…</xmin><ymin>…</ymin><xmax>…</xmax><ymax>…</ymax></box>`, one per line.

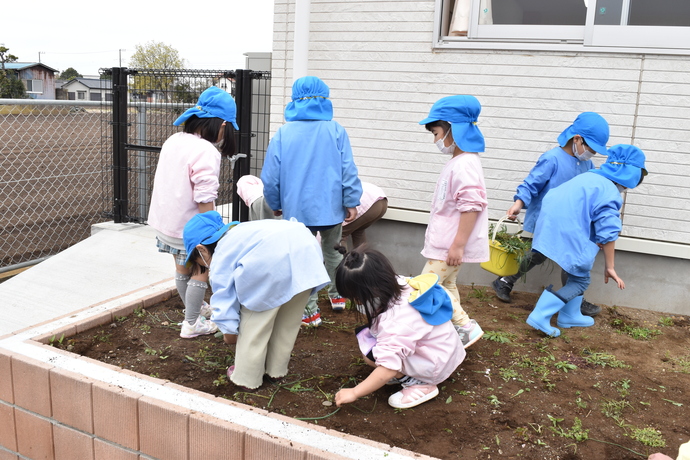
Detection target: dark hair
<box><xmin>183</xmin><ymin>115</ymin><xmax>237</xmax><ymax>157</ymax></box>
<box><xmin>334</xmin><ymin>245</ymin><xmax>402</xmax><ymax>326</ymax></box>
<box><xmin>425</xmin><ymin>120</ymin><xmax>451</xmax><ymax>133</ymax></box>
<box><xmin>637</xmin><ymin>170</ymin><xmax>645</xmax><ymax>186</ymax></box>
<box><xmin>188</xmin><ymin>241</ymin><xmax>218</xmax><ymax>276</ymax></box>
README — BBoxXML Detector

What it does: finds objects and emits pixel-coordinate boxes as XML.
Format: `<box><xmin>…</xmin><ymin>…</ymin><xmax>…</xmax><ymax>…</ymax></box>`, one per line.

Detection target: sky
<box><xmin>3</xmin><ymin>0</ymin><xmax>275</xmax><ymax>77</ymax></box>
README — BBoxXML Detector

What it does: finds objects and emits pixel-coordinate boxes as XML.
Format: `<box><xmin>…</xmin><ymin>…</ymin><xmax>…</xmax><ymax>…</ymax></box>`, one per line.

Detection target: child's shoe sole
<box><xmin>388</xmin><ymin>384</ymin><xmax>439</xmax><ymax>409</ymax></box>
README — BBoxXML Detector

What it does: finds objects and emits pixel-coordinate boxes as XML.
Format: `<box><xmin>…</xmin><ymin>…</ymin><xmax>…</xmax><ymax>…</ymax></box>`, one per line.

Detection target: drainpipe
<box><xmin>293</xmin><ymin>0</ymin><xmax>310</xmax><ymax>81</ymax></box>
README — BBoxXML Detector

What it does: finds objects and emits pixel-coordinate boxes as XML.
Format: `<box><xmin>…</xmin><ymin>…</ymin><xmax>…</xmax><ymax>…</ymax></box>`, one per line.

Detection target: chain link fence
<box><xmin>1</xmin><ymin>99</ymin><xmax>109</xmax><ymax>271</ymax></box>
<box><xmin>1</xmin><ymin>68</ymin><xmax>271</xmax><ymax>273</ymax></box>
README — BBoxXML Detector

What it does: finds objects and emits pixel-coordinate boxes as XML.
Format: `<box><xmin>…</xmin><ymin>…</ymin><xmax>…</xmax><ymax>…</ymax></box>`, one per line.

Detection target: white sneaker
<box><xmin>180</xmin><ymin>316</ymin><xmax>218</xmax><ymax>338</ymax></box>
<box><xmin>200</xmin><ymin>301</ymin><xmax>212</xmax><ymax>319</ymax></box>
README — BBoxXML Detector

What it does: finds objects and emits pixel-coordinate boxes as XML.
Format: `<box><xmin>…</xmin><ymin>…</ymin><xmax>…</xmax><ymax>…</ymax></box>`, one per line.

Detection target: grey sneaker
<box><xmin>492</xmin><ymin>278</ymin><xmax>513</xmax><ymax>303</ymax></box>
<box><xmin>455</xmin><ymin>319</ymin><xmax>484</xmax><ymax>349</ymax></box>
<box><xmin>580</xmin><ymin>299</ymin><xmax>602</xmax><ymax>317</ymax></box>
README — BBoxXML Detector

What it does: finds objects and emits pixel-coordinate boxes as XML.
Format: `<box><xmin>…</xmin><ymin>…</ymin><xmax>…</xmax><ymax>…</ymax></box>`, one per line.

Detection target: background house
<box><xmin>61</xmin><ymin>77</ymin><xmax>113</xmax><ymax>101</ymax></box>
<box><xmin>266</xmin><ymin>0</ymin><xmax>690</xmax><ymax>313</ymax></box>
<box><xmin>3</xmin><ymin>62</ymin><xmax>57</xmax><ymax>99</ymax></box>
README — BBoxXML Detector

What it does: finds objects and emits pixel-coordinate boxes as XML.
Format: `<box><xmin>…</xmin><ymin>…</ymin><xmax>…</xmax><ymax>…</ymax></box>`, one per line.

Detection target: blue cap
<box><xmin>557</xmin><ymin>112</ymin><xmax>609</xmax><ymax>155</ymax></box>
<box><xmin>407</xmin><ymin>274</ymin><xmax>454</xmax><ymax>326</ymax></box>
<box><xmin>182</xmin><ymin>211</ymin><xmax>238</xmax><ymax>265</ymax></box>
<box><xmin>419</xmin><ymin>95</ymin><xmax>485</xmax><ymax>153</ymax></box>
<box><xmin>284</xmin><ymin>76</ymin><xmax>333</xmax><ymax>122</ymax></box>
<box><xmin>173</xmin><ymin>86</ymin><xmax>239</xmax><ymax>129</ymax></box>
<box><xmin>591</xmin><ymin>144</ymin><xmax>648</xmax><ymax>189</ymax></box>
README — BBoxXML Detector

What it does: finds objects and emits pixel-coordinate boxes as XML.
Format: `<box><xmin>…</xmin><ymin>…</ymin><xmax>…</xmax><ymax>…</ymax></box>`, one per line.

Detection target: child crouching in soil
<box><xmin>333</xmin><ymin>246</ymin><xmax>466</xmax><ymax>409</ymax></box>
<box><xmin>183</xmin><ymin>211</ymin><xmax>330</xmax><ymax>389</ymax></box>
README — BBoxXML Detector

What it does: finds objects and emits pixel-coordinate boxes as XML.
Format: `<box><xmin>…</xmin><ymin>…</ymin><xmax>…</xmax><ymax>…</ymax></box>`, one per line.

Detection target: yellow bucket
<box><xmin>480</xmin><ymin>216</ymin><xmax>522</xmax><ymax>277</ymax></box>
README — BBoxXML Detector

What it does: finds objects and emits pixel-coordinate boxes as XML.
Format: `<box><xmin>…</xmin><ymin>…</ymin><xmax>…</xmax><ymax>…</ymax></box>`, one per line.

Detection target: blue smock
<box><xmin>261</xmin><ymin>77</ymin><xmax>362</xmax><ymax>227</ymax></box>
<box><xmin>209</xmin><ymin>219</ymin><xmax>330</xmax><ymax>335</ymax></box>
<box><xmin>533</xmin><ymin>172</ymin><xmax>622</xmax><ymax>277</ymax></box>
<box><xmin>515</xmin><ymin>147</ymin><xmax>593</xmax><ymax>233</ymax></box>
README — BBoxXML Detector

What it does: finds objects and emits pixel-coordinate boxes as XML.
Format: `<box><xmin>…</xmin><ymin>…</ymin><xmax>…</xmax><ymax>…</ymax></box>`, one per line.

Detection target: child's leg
<box><xmin>173</xmin><ymin>255</ymin><xmax>191</xmax><ymax>308</ymax></box>
<box><xmin>554</xmin><ymin>272</ymin><xmax>590</xmax><ymax>302</ymax></box>
<box><xmin>183</xmin><ymin>278</ymin><xmax>208</xmax><ymax>324</ymax></box>
<box><xmin>231</xmin><ymin>306</ymin><xmax>282</xmax><ymax>389</ymax></box>
<box><xmin>422</xmin><ymin>260</ymin><xmax>469</xmax><ymax>326</ymax></box>
<box><xmin>319</xmin><ymin>224</ymin><xmax>344</xmax><ymax>300</ymax></box>
<box><xmin>264</xmin><ymin>289</ymin><xmax>312</xmax><ymax>378</ymax></box>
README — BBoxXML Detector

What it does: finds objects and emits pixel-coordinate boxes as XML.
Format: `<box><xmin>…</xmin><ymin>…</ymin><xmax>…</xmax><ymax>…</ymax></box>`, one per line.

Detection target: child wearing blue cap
<box><xmin>261</xmin><ymin>76</ymin><xmax>363</xmax><ymax>326</ymax></box>
<box><xmin>183</xmin><ymin>211</ymin><xmax>330</xmax><ymax>389</ymax></box>
<box><xmin>333</xmin><ymin>246</ymin><xmax>466</xmax><ymax>409</ymax></box>
<box><xmin>526</xmin><ymin>144</ymin><xmax>648</xmax><ymax>337</ymax></box>
<box><xmin>418</xmin><ymin>95</ymin><xmax>488</xmax><ymax>347</ymax></box>
<box><xmin>148</xmin><ymin>86</ymin><xmax>239</xmax><ymax>339</ymax></box>
<box><xmin>492</xmin><ymin>112</ymin><xmax>610</xmax><ymax>317</ymax></box>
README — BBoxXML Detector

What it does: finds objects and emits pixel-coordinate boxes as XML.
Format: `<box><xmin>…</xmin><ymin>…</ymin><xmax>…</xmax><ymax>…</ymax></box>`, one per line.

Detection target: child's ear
<box><xmin>196</xmin><ymin>244</ymin><xmax>210</xmax><ymax>259</ymax></box>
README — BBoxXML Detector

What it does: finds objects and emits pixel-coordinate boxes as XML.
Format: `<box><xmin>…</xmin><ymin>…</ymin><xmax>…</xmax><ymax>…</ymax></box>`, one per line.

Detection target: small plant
<box><xmin>581</xmin><ymin>348</ymin><xmax>630</xmax><ymax>368</ymax></box>
<box><xmin>548</xmin><ymin>415</ymin><xmax>589</xmax><ymax>442</ymax></box>
<box><xmin>484</xmin><ymin>330</ymin><xmax>516</xmax><ymax>343</ymax></box>
<box><xmin>554</xmin><ymin>361</ymin><xmax>577</xmax><ymax>373</ymax></box>
<box><xmin>49</xmin><ymin>334</ymin><xmax>65</xmax><ymax>346</ymax></box>
<box><xmin>488</xmin><ymin>395</ymin><xmax>502</xmax><ymax>407</ymax></box>
<box><xmin>658</xmin><ymin>316</ymin><xmax>674</xmax><ymax>327</ymax></box>
<box><xmin>610</xmin><ymin>318</ymin><xmax>661</xmax><ymax>340</ymax></box>
<box><xmin>630</xmin><ymin>427</ymin><xmax>665</xmax><ymax>447</ymax></box>
<box><xmin>575</xmin><ymin>397</ymin><xmax>587</xmax><ymax>409</ymax></box>
<box><xmin>499</xmin><ymin>367</ymin><xmax>520</xmax><ymax>382</ymax></box>
<box><xmin>213</xmin><ymin>375</ymin><xmax>228</xmax><ymax>387</ymax></box>
<box><xmin>468</xmin><ymin>283</ymin><xmax>492</xmax><ymax>302</ymax></box>
<box><xmin>134</xmin><ymin>307</ymin><xmax>146</xmax><ymax>318</ymax></box>
<box><xmin>615</xmin><ymin>379</ymin><xmax>631</xmax><ymax>398</ymax></box>
<box><xmin>600</xmin><ymin>398</ymin><xmax>632</xmax><ymax>422</ymax></box>
<box><xmin>94</xmin><ymin>330</ymin><xmax>111</xmax><ymax>343</ymax></box>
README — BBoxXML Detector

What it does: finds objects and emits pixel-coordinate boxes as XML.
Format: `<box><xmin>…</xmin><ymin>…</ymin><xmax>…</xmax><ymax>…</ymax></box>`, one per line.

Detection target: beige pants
<box><xmin>230</xmin><ymin>289</ymin><xmax>311</xmax><ymax>389</ymax></box>
<box><xmin>422</xmin><ymin>259</ymin><xmax>470</xmax><ymax>326</ymax></box>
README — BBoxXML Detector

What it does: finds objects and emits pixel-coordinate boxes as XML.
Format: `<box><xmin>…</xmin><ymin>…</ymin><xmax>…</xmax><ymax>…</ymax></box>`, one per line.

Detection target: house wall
<box><xmin>18</xmin><ymin>67</ymin><xmax>56</xmax><ymax>99</ymax></box>
<box><xmin>269</xmin><ymin>0</ymin><xmax>690</xmax><ymax>312</ymax></box>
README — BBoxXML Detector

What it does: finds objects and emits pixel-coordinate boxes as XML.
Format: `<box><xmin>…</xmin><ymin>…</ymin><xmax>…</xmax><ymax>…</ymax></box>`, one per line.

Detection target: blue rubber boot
<box><xmin>557</xmin><ymin>295</ymin><xmax>595</xmax><ymax>328</ymax></box>
<box><xmin>526</xmin><ymin>289</ymin><xmax>565</xmax><ymax>337</ymax></box>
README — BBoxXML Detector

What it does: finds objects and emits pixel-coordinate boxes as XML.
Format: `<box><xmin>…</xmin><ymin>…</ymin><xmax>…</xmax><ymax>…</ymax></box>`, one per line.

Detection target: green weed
<box><xmin>581</xmin><ymin>349</ymin><xmax>630</xmax><ymax>368</ymax></box>
<box><xmin>548</xmin><ymin>415</ymin><xmax>589</xmax><ymax>442</ymax></box>
<box><xmin>610</xmin><ymin>318</ymin><xmax>661</xmax><ymax>340</ymax></box>
<box><xmin>630</xmin><ymin>427</ymin><xmax>665</xmax><ymax>447</ymax></box>
<box><xmin>484</xmin><ymin>330</ymin><xmax>516</xmax><ymax>343</ymax></box>
<box><xmin>468</xmin><ymin>283</ymin><xmax>492</xmax><ymax>302</ymax></box>
<box><xmin>658</xmin><ymin>316</ymin><xmax>674</xmax><ymax>327</ymax></box>
<box><xmin>554</xmin><ymin>361</ymin><xmax>577</xmax><ymax>373</ymax></box>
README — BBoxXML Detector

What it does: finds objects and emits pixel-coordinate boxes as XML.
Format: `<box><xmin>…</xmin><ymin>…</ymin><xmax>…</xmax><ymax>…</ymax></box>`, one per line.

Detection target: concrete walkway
<box><xmin>1</xmin><ymin>223</ymin><xmax>171</xmax><ymax>337</ymax></box>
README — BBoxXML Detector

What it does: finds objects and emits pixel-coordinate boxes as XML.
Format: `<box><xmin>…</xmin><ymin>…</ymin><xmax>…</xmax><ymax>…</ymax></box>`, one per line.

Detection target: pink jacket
<box><xmin>422</xmin><ymin>153</ymin><xmax>489</xmax><ymax>263</ymax></box>
<box><xmin>371</xmin><ymin>279</ymin><xmax>466</xmax><ymax>385</ymax></box>
<box><xmin>147</xmin><ymin>132</ymin><xmax>221</xmax><ymax>238</ymax></box>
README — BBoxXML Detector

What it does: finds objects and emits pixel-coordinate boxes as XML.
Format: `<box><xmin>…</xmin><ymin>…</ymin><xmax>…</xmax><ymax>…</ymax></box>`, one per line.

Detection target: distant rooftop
<box><xmin>3</xmin><ymin>62</ymin><xmax>58</xmax><ymax>73</ymax></box>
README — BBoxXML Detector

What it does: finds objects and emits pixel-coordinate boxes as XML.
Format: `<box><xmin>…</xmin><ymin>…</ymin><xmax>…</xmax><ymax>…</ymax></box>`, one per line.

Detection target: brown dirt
<box><xmin>51</xmin><ymin>285</ymin><xmax>690</xmax><ymax>460</ymax></box>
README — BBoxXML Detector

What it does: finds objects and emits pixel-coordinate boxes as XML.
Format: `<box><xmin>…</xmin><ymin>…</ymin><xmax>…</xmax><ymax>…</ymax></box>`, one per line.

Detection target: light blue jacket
<box><xmin>515</xmin><ymin>147</ymin><xmax>593</xmax><ymax>233</ymax></box>
<box><xmin>533</xmin><ymin>172</ymin><xmax>622</xmax><ymax>277</ymax></box>
<box><xmin>209</xmin><ymin>220</ymin><xmax>330</xmax><ymax>335</ymax></box>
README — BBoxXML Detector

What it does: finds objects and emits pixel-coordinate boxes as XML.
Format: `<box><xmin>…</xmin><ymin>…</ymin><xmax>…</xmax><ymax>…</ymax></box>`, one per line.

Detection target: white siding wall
<box><xmin>271</xmin><ymin>0</ymin><xmax>690</xmax><ymax>246</ymax></box>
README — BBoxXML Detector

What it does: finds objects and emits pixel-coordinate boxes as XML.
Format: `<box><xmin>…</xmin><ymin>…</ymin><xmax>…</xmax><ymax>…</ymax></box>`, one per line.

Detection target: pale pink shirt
<box><xmin>147</xmin><ymin>132</ymin><xmax>221</xmax><ymax>239</ymax></box>
<box><xmin>342</xmin><ymin>181</ymin><xmax>386</xmax><ymax>227</ymax></box>
<box><xmin>371</xmin><ymin>278</ymin><xmax>466</xmax><ymax>385</ymax></box>
<box><xmin>422</xmin><ymin>152</ymin><xmax>490</xmax><ymax>263</ymax></box>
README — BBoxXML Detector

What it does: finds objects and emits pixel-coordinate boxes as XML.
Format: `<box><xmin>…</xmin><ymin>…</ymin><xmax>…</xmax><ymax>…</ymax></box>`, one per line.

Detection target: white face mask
<box><xmin>435</xmin><ymin>130</ymin><xmax>455</xmax><ymax>155</ymax></box>
<box><xmin>573</xmin><ymin>140</ymin><xmax>595</xmax><ymax>162</ymax></box>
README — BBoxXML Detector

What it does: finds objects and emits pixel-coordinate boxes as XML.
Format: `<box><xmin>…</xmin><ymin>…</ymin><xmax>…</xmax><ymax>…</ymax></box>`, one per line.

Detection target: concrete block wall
<box><xmin>0</xmin><ymin>281</ymin><xmax>439</xmax><ymax>460</ymax></box>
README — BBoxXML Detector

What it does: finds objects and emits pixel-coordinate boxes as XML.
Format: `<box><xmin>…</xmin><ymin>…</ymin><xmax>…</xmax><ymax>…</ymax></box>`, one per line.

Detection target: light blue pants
<box><xmin>554</xmin><ymin>272</ymin><xmax>591</xmax><ymax>303</ymax></box>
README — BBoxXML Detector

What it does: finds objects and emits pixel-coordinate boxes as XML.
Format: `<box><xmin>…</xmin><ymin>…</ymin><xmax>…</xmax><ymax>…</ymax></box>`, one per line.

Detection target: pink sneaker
<box><xmin>388</xmin><ymin>383</ymin><xmax>439</xmax><ymax>409</ymax></box>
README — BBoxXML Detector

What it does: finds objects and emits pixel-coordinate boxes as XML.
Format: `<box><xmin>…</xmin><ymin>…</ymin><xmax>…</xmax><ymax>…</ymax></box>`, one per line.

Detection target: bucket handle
<box><xmin>490</xmin><ymin>215</ymin><xmax>523</xmax><ymax>243</ymax></box>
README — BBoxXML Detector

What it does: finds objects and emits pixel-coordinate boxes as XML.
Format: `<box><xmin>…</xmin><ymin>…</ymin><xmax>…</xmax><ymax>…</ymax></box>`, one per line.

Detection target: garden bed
<box><xmin>51</xmin><ymin>285</ymin><xmax>690</xmax><ymax>460</ymax></box>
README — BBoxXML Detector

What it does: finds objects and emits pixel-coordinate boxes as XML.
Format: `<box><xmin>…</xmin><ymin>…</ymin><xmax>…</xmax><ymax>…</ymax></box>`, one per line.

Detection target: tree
<box><xmin>128</xmin><ymin>41</ymin><xmax>186</xmax><ymax>100</ymax></box>
<box><xmin>0</xmin><ymin>46</ymin><xmax>27</xmax><ymax>99</ymax></box>
<box><xmin>59</xmin><ymin>67</ymin><xmax>82</xmax><ymax>81</ymax></box>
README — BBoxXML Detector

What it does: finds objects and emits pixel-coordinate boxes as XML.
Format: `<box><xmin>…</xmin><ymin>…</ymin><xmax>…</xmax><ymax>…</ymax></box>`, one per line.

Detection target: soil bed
<box><xmin>52</xmin><ymin>285</ymin><xmax>690</xmax><ymax>459</ymax></box>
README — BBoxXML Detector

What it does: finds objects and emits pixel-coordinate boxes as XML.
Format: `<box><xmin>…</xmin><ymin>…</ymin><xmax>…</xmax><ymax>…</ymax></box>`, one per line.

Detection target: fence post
<box><xmin>111</xmin><ymin>67</ymin><xmax>129</xmax><ymax>223</ymax></box>
<box><xmin>232</xmin><ymin>69</ymin><xmax>253</xmax><ymax>222</ymax></box>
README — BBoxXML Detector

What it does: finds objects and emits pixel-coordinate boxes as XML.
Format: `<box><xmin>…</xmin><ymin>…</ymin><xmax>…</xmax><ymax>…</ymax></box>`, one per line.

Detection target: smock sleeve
<box><xmin>453</xmin><ymin>157</ymin><xmax>488</xmax><ymax>213</ymax></box>
<box><xmin>591</xmin><ymin>194</ymin><xmax>622</xmax><ymax>245</ymax></box>
<box><xmin>338</xmin><ymin>124</ymin><xmax>362</xmax><ymax>208</ymax></box>
<box><xmin>208</xmin><ymin>257</ymin><xmax>242</xmax><ymax>336</ymax></box>
<box><xmin>261</xmin><ymin>131</ymin><xmax>283</xmax><ymax>212</ymax></box>
<box><xmin>373</xmin><ymin>322</ymin><xmax>426</xmax><ymax>373</ymax></box>
<box><xmin>514</xmin><ymin>154</ymin><xmax>557</xmax><ymax>209</ymax></box>
<box><xmin>190</xmin><ymin>146</ymin><xmax>221</xmax><ymax>204</ymax></box>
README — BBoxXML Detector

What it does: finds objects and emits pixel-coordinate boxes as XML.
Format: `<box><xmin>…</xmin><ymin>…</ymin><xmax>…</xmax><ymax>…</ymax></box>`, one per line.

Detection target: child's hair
<box><xmin>187</xmin><ymin>241</ymin><xmax>218</xmax><ymax>276</ymax></box>
<box><xmin>425</xmin><ymin>120</ymin><xmax>451</xmax><ymax>133</ymax></box>
<box><xmin>334</xmin><ymin>245</ymin><xmax>402</xmax><ymax>326</ymax></box>
<box><xmin>183</xmin><ymin>115</ymin><xmax>237</xmax><ymax>157</ymax></box>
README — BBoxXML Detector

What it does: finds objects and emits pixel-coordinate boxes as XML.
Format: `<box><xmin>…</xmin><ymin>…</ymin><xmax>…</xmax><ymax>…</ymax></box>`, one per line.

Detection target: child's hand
<box><xmin>273</xmin><ymin>210</ymin><xmax>283</xmax><ymax>217</ymax></box>
<box><xmin>335</xmin><ymin>388</ymin><xmax>359</xmax><ymax>406</ymax></box>
<box><xmin>604</xmin><ymin>267</ymin><xmax>625</xmax><ymax>289</ymax></box>
<box><xmin>344</xmin><ymin>207</ymin><xmax>357</xmax><ymax>223</ymax></box>
<box><xmin>507</xmin><ymin>200</ymin><xmax>524</xmax><ymax>220</ymax></box>
<box><xmin>446</xmin><ymin>245</ymin><xmax>464</xmax><ymax>266</ymax></box>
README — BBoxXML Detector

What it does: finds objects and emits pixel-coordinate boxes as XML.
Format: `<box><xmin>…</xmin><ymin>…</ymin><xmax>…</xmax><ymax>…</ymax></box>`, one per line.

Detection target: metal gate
<box><xmin>105</xmin><ymin>67</ymin><xmax>272</xmax><ymax>225</ymax></box>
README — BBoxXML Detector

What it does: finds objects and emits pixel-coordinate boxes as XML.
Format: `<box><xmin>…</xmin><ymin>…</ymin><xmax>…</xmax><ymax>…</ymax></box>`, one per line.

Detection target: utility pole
<box><xmin>38</xmin><ymin>51</ymin><xmax>44</xmax><ymax>63</ymax></box>
<box><xmin>119</xmin><ymin>49</ymin><xmax>126</xmax><ymax>67</ymax></box>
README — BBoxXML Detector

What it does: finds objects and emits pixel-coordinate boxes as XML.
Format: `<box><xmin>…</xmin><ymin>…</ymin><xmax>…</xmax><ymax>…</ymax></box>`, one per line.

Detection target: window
<box><xmin>24</xmin><ymin>79</ymin><xmax>43</xmax><ymax>93</ymax></box>
<box><xmin>77</xmin><ymin>91</ymin><xmax>86</xmax><ymax>100</ymax></box>
<box><xmin>437</xmin><ymin>0</ymin><xmax>690</xmax><ymax>53</ymax></box>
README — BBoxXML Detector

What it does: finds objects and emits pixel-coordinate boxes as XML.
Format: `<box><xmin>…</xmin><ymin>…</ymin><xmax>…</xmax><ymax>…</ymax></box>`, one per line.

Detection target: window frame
<box><xmin>24</xmin><ymin>79</ymin><xmax>44</xmax><ymax>94</ymax></box>
<box><xmin>434</xmin><ymin>0</ymin><xmax>690</xmax><ymax>55</ymax></box>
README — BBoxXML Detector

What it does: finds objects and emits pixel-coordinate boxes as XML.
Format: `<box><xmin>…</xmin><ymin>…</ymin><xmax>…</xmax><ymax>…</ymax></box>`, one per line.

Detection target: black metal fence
<box><xmin>0</xmin><ymin>68</ymin><xmax>271</xmax><ymax>272</ymax></box>
<box><xmin>104</xmin><ymin>67</ymin><xmax>272</xmax><ymax>225</ymax></box>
